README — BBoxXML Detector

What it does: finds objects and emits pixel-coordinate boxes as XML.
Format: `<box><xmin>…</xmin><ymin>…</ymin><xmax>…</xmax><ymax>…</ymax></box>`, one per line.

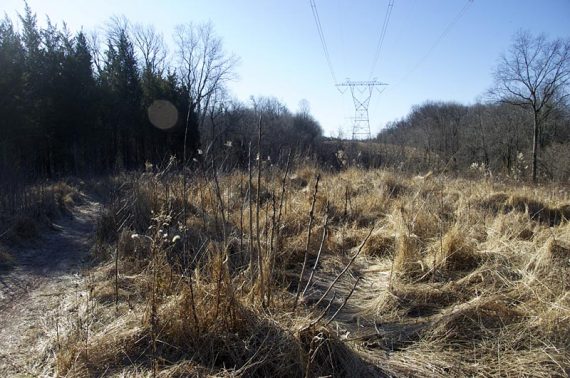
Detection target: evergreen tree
<box><xmin>60</xmin><ymin>31</ymin><xmax>98</xmax><ymax>173</ymax></box>
<box><xmin>0</xmin><ymin>17</ymin><xmax>25</xmax><ymax>172</ymax></box>
<box><xmin>19</xmin><ymin>3</ymin><xmax>47</xmax><ymax>175</ymax></box>
<box><xmin>100</xmin><ymin>28</ymin><xmax>142</xmax><ymax>169</ymax></box>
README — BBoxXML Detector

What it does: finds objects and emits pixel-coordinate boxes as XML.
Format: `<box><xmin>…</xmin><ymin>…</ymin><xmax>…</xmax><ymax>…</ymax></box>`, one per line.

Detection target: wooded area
<box><xmin>0</xmin><ymin>7</ymin><xmax>189</xmax><ymax>178</ymax></box>
<box><xmin>1</xmin><ymin>6</ymin><xmax>568</xmax><ymax>183</ymax></box>
<box><xmin>0</xmin><ymin>5</ymin><xmax>323</xmax><ymax>182</ymax></box>
<box><xmin>377</xmin><ymin>31</ymin><xmax>570</xmax><ymax>181</ymax></box>
<box><xmin>376</xmin><ymin>99</ymin><xmax>570</xmax><ymax>180</ymax></box>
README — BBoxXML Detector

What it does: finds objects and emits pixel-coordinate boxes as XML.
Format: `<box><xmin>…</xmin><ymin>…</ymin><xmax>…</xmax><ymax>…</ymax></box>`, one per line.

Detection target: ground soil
<box><xmin>0</xmin><ymin>197</ymin><xmax>100</xmax><ymax>376</ymax></box>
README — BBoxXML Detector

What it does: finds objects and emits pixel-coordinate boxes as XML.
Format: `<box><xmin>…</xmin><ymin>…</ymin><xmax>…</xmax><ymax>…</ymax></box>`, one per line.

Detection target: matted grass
<box><xmin>56</xmin><ymin>166</ymin><xmax>569</xmax><ymax>377</ymax></box>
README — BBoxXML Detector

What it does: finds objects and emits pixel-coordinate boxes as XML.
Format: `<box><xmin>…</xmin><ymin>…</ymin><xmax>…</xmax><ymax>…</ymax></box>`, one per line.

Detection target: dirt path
<box><xmin>0</xmin><ymin>196</ymin><xmax>100</xmax><ymax>376</ymax></box>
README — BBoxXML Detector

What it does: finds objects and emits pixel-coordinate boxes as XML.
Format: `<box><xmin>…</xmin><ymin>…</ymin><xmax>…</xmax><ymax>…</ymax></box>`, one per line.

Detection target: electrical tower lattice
<box><xmin>336</xmin><ymin>80</ymin><xmax>387</xmax><ymax>140</ymax></box>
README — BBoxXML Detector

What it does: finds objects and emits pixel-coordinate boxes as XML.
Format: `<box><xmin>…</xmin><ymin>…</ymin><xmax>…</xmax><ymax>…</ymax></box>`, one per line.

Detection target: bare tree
<box><xmin>490</xmin><ymin>31</ymin><xmax>570</xmax><ymax>181</ymax></box>
<box><xmin>174</xmin><ymin>22</ymin><xmax>238</xmax><ymax>129</ymax></box>
<box><xmin>133</xmin><ymin>23</ymin><xmax>167</xmax><ymax>78</ymax></box>
<box><xmin>87</xmin><ymin>30</ymin><xmax>104</xmax><ymax>75</ymax></box>
<box><xmin>105</xmin><ymin>15</ymin><xmax>130</xmax><ymax>45</ymax></box>
<box><xmin>250</xmin><ymin>96</ymin><xmax>289</xmax><ymax>119</ymax></box>
<box><xmin>298</xmin><ymin>98</ymin><xmax>311</xmax><ymax>116</ymax></box>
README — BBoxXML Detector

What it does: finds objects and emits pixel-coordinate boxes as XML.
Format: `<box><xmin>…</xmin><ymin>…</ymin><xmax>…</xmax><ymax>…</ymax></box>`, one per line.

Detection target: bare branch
<box><xmin>132</xmin><ymin>23</ymin><xmax>167</xmax><ymax>77</ymax></box>
<box><xmin>489</xmin><ymin>30</ymin><xmax>570</xmax><ymax>181</ymax></box>
<box><xmin>174</xmin><ymin>22</ymin><xmax>239</xmax><ymax>128</ymax></box>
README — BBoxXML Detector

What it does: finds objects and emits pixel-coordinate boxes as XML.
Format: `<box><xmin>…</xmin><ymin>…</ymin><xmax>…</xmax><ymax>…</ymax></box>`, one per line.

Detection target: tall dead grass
<box><xmin>58</xmin><ymin>163</ymin><xmax>569</xmax><ymax>377</ymax></box>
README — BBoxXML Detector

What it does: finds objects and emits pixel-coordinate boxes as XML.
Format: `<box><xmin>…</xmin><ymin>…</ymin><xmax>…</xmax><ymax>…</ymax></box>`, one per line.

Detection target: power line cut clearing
<box><xmin>308</xmin><ymin>0</ymin><xmax>394</xmax><ymax>140</ymax></box>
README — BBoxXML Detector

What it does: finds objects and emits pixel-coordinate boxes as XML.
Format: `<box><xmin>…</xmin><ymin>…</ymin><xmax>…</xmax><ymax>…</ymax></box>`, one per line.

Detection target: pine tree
<box><xmin>100</xmin><ymin>28</ymin><xmax>143</xmax><ymax>169</ymax></box>
<box><xmin>0</xmin><ymin>17</ymin><xmax>25</xmax><ymax>172</ymax></box>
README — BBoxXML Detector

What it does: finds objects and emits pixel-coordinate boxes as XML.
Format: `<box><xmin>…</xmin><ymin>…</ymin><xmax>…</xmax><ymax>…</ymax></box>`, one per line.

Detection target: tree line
<box><xmin>376</xmin><ymin>31</ymin><xmax>570</xmax><ymax>181</ymax></box>
<box><xmin>0</xmin><ymin>4</ymin><xmax>323</xmax><ymax>181</ymax></box>
<box><xmin>376</xmin><ymin>100</ymin><xmax>568</xmax><ymax>180</ymax></box>
<box><xmin>2</xmin><ymin>5</ymin><xmax>566</xmax><ymax>183</ymax></box>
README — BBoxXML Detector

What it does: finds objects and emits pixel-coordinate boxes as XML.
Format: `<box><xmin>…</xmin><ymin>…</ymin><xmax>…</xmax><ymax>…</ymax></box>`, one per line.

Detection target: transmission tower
<box><xmin>336</xmin><ymin>80</ymin><xmax>387</xmax><ymax>140</ymax></box>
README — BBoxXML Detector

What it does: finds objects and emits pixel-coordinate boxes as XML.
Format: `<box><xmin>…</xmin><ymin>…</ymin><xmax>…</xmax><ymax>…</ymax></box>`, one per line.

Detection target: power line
<box><xmin>394</xmin><ymin>0</ymin><xmax>474</xmax><ymax>87</ymax></box>
<box><xmin>309</xmin><ymin>0</ymin><xmax>338</xmax><ymax>84</ymax></box>
<box><xmin>336</xmin><ymin>80</ymin><xmax>388</xmax><ymax>139</ymax></box>
<box><xmin>308</xmin><ymin>1</ymin><xmax>392</xmax><ymax>139</ymax></box>
<box><xmin>369</xmin><ymin>0</ymin><xmax>395</xmax><ymax>80</ymax></box>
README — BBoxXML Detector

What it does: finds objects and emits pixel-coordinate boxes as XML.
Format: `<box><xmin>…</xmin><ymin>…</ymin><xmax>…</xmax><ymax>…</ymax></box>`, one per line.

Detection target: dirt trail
<box><xmin>0</xmin><ymin>196</ymin><xmax>100</xmax><ymax>376</ymax></box>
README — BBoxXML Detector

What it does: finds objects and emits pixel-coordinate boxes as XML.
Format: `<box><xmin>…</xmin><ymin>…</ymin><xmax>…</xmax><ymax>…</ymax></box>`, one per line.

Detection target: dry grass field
<box><xmin>17</xmin><ymin>165</ymin><xmax>569</xmax><ymax>377</ymax></box>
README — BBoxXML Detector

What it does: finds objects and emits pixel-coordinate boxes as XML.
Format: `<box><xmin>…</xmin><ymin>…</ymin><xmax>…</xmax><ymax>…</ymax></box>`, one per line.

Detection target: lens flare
<box><xmin>147</xmin><ymin>100</ymin><xmax>178</xmax><ymax>130</ymax></box>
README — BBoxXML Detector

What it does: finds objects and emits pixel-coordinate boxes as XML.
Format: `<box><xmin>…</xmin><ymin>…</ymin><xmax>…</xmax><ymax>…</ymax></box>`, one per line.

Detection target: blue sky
<box><xmin>2</xmin><ymin>0</ymin><xmax>569</xmax><ymax>136</ymax></box>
